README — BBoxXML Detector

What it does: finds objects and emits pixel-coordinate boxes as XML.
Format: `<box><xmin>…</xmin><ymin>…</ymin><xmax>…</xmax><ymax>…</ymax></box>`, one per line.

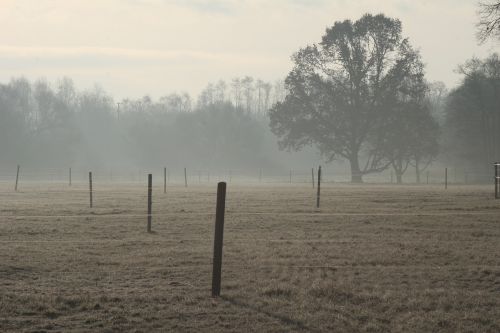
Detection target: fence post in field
<box><xmin>259</xmin><ymin>169</ymin><xmax>262</xmax><ymax>183</ymax></box>
<box><xmin>69</xmin><ymin>168</ymin><xmax>72</xmax><ymax>186</ymax></box>
<box><xmin>208</xmin><ymin>171</ymin><xmax>210</xmax><ymax>183</ymax></box>
<box><xmin>184</xmin><ymin>168</ymin><xmax>188</xmax><ymax>187</ymax></box>
<box><xmin>89</xmin><ymin>172</ymin><xmax>93</xmax><ymax>208</ymax></box>
<box><xmin>426</xmin><ymin>171</ymin><xmax>429</xmax><ymax>185</ymax></box>
<box><xmin>316</xmin><ymin>166</ymin><xmax>321</xmax><ymax>208</ymax></box>
<box><xmin>289</xmin><ymin>169</ymin><xmax>292</xmax><ymax>184</ymax></box>
<box><xmin>445</xmin><ymin>168</ymin><xmax>448</xmax><ymax>190</ymax></box>
<box><xmin>390</xmin><ymin>170</ymin><xmax>393</xmax><ymax>184</ymax></box>
<box><xmin>148</xmin><ymin>174</ymin><xmax>152</xmax><ymax>232</ymax></box>
<box><xmin>495</xmin><ymin>162</ymin><xmax>499</xmax><ymax>199</ymax></box>
<box><xmin>164</xmin><ymin>167</ymin><xmax>166</xmax><ymax>194</ymax></box>
<box><xmin>15</xmin><ymin>165</ymin><xmax>20</xmax><ymax>191</ymax></box>
<box><xmin>312</xmin><ymin>168</ymin><xmax>315</xmax><ymax>189</ymax></box>
<box><xmin>211</xmin><ymin>182</ymin><xmax>227</xmax><ymax>297</ymax></box>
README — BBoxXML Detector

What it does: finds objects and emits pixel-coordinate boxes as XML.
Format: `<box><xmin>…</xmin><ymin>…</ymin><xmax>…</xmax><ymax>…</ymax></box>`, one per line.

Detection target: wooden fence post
<box><xmin>211</xmin><ymin>182</ymin><xmax>227</xmax><ymax>297</ymax></box>
<box><xmin>259</xmin><ymin>169</ymin><xmax>262</xmax><ymax>183</ymax></box>
<box><xmin>15</xmin><ymin>165</ymin><xmax>20</xmax><ymax>191</ymax></box>
<box><xmin>184</xmin><ymin>168</ymin><xmax>188</xmax><ymax>187</ymax></box>
<box><xmin>89</xmin><ymin>172</ymin><xmax>93</xmax><ymax>208</ymax></box>
<box><xmin>312</xmin><ymin>168</ymin><xmax>315</xmax><ymax>189</ymax></box>
<box><xmin>164</xmin><ymin>167</ymin><xmax>167</xmax><ymax>194</ymax></box>
<box><xmin>69</xmin><ymin>167</ymin><xmax>72</xmax><ymax>186</ymax></box>
<box><xmin>426</xmin><ymin>171</ymin><xmax>429</xmax><ymax>185</ymax></box>
<box><xmin>495</xmin><ymin>162</ymin><xmax>499</xmax><ymax>199</ymax></box>
<box><xmin>316</xmin><ymin>166</ymin><xmax>321</xmax><ymax>208</ymax></box>
<box><xmin>148</xmin><ymin>174</ymin><xmax>152</xmax><ymax>232</ymax></box>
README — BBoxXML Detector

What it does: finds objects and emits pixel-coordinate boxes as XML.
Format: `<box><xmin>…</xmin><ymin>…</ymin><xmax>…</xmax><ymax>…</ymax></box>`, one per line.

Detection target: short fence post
<box><xmin>147</xmin><ymin>174</ymin><xmax>152</xmax><ymax>232</ymax></box>
<box><xmin>259</xmin><ymin>169</ymin><xmax>262</xmax><ymax>183</ymax></box>
<box><xmin>164</xmin><ymin>167</ymin><xmax>167</xmax><ymax>194</ymax></box>
<box><xmin>390</xmin><ymin>171</ymin><xmax>393</xmax><ymax>184</ymax></box>
<box><xmin>495</xmin><ymin>162</ymin><xmax>499</xmax><ymax>199</ymax></box>
<box><xmin>184</xmin><ymin>168</ymin><xmax>188</xmax><ymax>187</ymax></box>
<box><xmin>89</xmin><ymin>172</ymin><xmax>93</xmax><ymax>208</ymax></box>
<box><xmin>289</xmin><ymin>169</ymin><xmax>292</xmax><ymax>184</ymax></box>
<box><xmin>211</xmin><ymin>182</ymin><xmax>227</xmax><ymax>297</ymax></box>
<box><xmin>312</xmin><ymin>168</ymin><xmax>315</xmax><ymax>189</ymax></box>
<box><xmin>15</xmin><ymin>165</ymin><xmax>20</xmax><ymax>191</ymax></box>
<box><xmin>69</xmin><ymin>167</ymin><xmax>72</xmax><ymax>186</ymax></box>
<box><xmin>208</xmin><ymin>171</ymin><xmax>210</xmax><ymax>183</ymax></box>
<box><xmin>316</xmin><ymin>166</ymin><xmax>321</xmax><ymax>208</ymax></box>
<box><xmin>445</xmin><ymin>168</ymin><xmax>448</xmax><ymax>190</ymax></box>
<box><xmin>426</xmin><ymin>171</ymin><xmax>429</xmax><ymax>185</ymax></box>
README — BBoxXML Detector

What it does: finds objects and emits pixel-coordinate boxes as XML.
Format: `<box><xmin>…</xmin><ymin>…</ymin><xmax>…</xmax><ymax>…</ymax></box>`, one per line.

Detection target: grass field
<box><xmin>0</xmin><ymin>182</ymin><xmax>499</xmax><ymax>332</ymax></box>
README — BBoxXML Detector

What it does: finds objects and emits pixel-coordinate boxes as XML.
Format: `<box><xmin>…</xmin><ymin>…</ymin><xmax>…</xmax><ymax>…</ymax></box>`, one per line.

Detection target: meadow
<box><xmin>0</xmin><ymin>181</ymin><xmax>499</xmax><ymax>332</ymax></box>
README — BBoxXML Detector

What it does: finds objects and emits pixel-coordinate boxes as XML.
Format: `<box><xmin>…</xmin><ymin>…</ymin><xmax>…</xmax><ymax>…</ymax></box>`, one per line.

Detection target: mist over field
<box><xmin>0</xmin><ymin>0</ymin><xmax>498</xmax><ymax>183</ymax></box>
<box><xmin>1</xmin><ymin>1</ymin><xmax>500</xmax><ymax>332</ymax></box>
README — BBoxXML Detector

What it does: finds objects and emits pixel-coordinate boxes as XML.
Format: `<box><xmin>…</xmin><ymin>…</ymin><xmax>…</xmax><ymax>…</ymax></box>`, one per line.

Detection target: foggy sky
<box><xmin>0</xmin><ymin>0</ymin><xmax>498</xmax><ymax>99</ymax></box>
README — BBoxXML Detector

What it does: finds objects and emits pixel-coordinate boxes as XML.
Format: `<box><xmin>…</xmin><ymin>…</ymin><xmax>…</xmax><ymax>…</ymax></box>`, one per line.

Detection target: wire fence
<box><xmin>0</xmin><ymin>166</ymin><xmax>495</xmax><ymax>185</ymax></box>
<box><xmin>1</xmin><ymin>169</ymin><xmax>498</xmax><ymax>295</ymax></box>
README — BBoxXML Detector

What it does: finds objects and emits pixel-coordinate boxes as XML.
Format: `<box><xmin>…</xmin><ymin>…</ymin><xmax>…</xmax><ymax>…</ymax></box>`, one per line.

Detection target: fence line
<box><xmin>0</xmin><ymin>211</ymin><xmax>498</xmax><ymax>219</ymax></box>
<box><xmin>0</xmin><ymin>238</ymin><xmax>496</xmax><ymax>244</ymax></box>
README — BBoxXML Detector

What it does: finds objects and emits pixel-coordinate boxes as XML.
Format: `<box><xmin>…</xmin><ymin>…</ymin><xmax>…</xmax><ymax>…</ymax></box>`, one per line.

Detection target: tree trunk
<box><xmin>349</xmin><ymin>155</ymin><xmax>363</xmax><ymax>183</ymax></box>
<box><xmin>396</xmin><ymin>172</ymin><xmax>403</xmax><ymax>184</ymax></box>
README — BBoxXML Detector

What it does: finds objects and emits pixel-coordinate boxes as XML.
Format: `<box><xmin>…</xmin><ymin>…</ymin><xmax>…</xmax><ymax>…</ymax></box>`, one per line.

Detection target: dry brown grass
<box><xmin>0</xmin><ymin>182</ymin><xmax>499</xmax><ymax>332</ymax></box>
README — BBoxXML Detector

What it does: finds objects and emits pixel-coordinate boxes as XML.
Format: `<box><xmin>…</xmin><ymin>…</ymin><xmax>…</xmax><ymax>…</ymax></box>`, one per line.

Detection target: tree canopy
<box><xmin>445</xmin><ymin>53</ymin><xmax>500</xmax><ymax>175</ymax></box>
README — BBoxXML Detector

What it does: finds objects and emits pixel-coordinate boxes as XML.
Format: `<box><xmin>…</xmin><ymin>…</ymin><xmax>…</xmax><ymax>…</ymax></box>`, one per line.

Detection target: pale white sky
<box><xmin>0</xmin><ymin>0</ymin><xmax>498</xmax><ymax>99</ymax></box>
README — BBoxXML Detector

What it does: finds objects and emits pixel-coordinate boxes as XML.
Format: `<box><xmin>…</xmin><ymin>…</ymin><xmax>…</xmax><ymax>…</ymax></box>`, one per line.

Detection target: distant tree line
<box><xmin>0</xmin><ymin>76</ymin><xmax>289</xmax><ymax>172</ymax></box>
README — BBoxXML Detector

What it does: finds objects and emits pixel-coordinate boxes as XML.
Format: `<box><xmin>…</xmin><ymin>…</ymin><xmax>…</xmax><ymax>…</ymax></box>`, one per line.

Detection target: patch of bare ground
<box><xmin>0</xmin><ymin>182</ymin><xmax>498</xmax><ymax>332</ymax></box>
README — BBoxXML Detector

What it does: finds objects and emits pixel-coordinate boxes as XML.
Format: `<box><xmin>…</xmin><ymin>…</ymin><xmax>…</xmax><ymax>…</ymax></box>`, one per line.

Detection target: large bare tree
<box><xmin>477</xmin><ymin>1</ymin><xmax>500</xmax><ymax>42</ymax></box>
<box><xmin>269</xmin><ymin>13</ymin><xmax>426</xmax><ymax>182</ymax></box>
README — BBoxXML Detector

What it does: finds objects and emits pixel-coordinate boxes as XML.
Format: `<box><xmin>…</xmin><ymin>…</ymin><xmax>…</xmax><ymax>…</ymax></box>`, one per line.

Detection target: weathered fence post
<box><xmin>316</xmin><ymin>166</ymin><xmax>321</xmax><ymax>208</ymax></box>
<box><xmin>289</xmin><ymin>169</ymin><xmax>292</xmax><ymax>184</ymax></box>
<box><xmin>390</xmin><ymin>171</ymin><xmax>393</xmax><ymax>184</ymax></box>
<box><xmin>69</xmin><ymin>167</ymin><xmax>72</xmax><ymax>186</ymax></box>
<box><xmin>445</xmin><ymin>168</ymin><xmax>448</xmax><ymax>190</ymax></box>
<box><xmin>312</xmin><ymin>168</ymin><xmax>315</xmax><ymax>189</ymax></box>
<box><xmin>426</xmin><ymin>171</ymin><xmax>429</xmax><ymax>185</ymax></box>
<box><xmin>184</xmin><ymin>168</ymin><xmax>188</xmax><ymax>187</ymax></box>
<box><xmin>15</xmin><ymin>165</ymin><xmax>20</xmax><ymax>191</ymax></box>
<box><xmin>211</xmin><ymin>182</ymin><xmax>227</xmax><ymax>297</ymax></box>
<box><xmin>148</xmin><ymin>174</ymin><xmax>152</xmax><ymax>232</ymax></box>
<box><xmin>164</xmin><ymin>167</ymin><xmax>166</xmax><ymax>194</ymax></box>
<box><xmin>259</xmin><ymin>169</ymin><xmax>262</xmax><ymax>183</ymax></box>
<box><xmin>495</xmin><ymin>162</ymin><xmax>499</xmax><ymax>199</ymax></box>
<box><xmin>89</xmin><ymin>172</ymin><xmax>93</xmax><ymax>208</ymax></box>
